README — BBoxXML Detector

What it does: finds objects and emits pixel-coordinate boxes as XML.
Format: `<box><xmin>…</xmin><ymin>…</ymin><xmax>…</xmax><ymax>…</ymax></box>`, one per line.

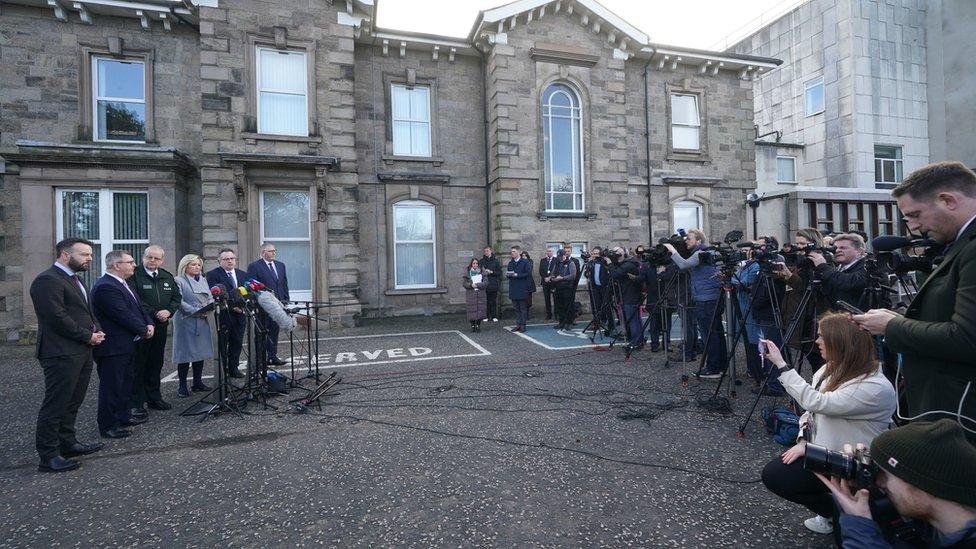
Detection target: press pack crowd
<box><xmin>25</xmin><ymin>161</ymin><xmax>976</xmax><ymax>547</ymax></box>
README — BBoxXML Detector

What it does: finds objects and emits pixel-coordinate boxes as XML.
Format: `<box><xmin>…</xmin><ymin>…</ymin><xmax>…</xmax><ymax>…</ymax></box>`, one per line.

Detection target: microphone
<box><xmin>209</xmin><ymin>283</ymin><xmax>228</xmax><ymax>301</ymax></box>
<box><xmin>871</xmin><ymin>235</ymin><xmax>936</xmax><ymax>252</ymax></box>
<box><xmin>246</xmin><ymin>279</ymin><xmax>266</xmax><ymax>292</ymax></box>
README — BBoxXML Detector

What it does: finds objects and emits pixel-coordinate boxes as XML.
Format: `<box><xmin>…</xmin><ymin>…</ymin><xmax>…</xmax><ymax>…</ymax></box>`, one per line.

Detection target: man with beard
<box><xmin>29</xmin><ymin>238</ymin><xmax>106</xmax><ymax>472</ymax></box>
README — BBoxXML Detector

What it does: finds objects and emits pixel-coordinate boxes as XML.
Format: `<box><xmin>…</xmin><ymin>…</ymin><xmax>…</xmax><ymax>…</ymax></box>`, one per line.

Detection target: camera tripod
<box><xmin>623</xmin><ymin>267</ymin><xmax>687</xmax><ymax>362</ymax></box>
<box><xmin>180</xmin><ymin>298</ymin><xmax>247</xmax><ymax>421</ymax></box>
<box><xmin>582</xmin><ymin>260</ymin><xmax>619</xmax><ymax>344</ymax></box>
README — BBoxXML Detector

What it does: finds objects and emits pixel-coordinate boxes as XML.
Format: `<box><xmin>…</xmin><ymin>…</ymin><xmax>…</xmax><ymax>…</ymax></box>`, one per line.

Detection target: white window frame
<box><xmin>259</xmin><ymin>190</ymin><xmax>313</xmax><ymax>302</ymax></box>
<box><xmin>672</xmin><ymin>201</ymin><xmax>703</xmax><ymax>233</ymax></box>
<box><xmin>542</xmin><ymin>84</ymin><xmax>585</xmax><ymax>213</ymax></box>
<box><xmin>391</xmin><ymin>84</ymin><xmax>432</xmax><ymax>157</ymax></box>
<box><xmin>874</xmin><ymin>145</ymin><xmax>904</xmax><ymax>185</ymax></box>
<box><xmin>92</xmin><ymin>56</ymin><xmax>146</xmax><ymax>143</ymax></box>
<box><xmin>55</xmin><ymin>188</ymin><xmax>150</xmax><ymax>279</ymax></box>
<box><xmin>256</xmin><ymin>47</ymin><xmax>309</xmax><ymax>136</ymax></box>
<box><xmin>670</xmin><ymin>93</ymin><xmax>701</xmax><ymax>151</ymax></box>
<box><xmin>804</xmin><ymin>76</ymin><xmax>825</xmax><ymax>117</ymax></box>
<box><xmin>393</xmin><ymin>200</ymin><xmax>437</xmax><ymax>290</ymax></box>
<box><xmin>776</xmin><ymin>155</ymin><xmax>797</xmax><ymax>183</ymax></box>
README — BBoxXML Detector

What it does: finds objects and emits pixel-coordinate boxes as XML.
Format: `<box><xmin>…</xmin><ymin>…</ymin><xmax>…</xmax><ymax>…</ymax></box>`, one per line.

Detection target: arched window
<box><xmin>542</xmin><ymin>83</ymin><xmax>584</xmax><ymax>212</ymax></box>
<box><xmin>392</xmin><ymin>200</ymin><xmax>436</xmax><ymax>289</ymax></box>
<box><xmin>672</xmin><ymin>200</ymin><xmax>703</xmax><ymax>233</ymax></box>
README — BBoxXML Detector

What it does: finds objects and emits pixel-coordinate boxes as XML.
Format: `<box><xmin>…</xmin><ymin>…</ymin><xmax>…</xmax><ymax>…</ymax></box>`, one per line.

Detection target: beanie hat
<box><xmin>871</xmin><ymin>419</ymin><xmax>976</xmax><ymax>507</ymax></box>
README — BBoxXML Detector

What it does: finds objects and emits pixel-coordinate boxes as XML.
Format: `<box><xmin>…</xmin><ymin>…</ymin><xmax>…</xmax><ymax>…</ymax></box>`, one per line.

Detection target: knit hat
<box><xmin>871</xmin><ymin>419</ymin><xmax>976</xmax><ymax>507</ymax></box>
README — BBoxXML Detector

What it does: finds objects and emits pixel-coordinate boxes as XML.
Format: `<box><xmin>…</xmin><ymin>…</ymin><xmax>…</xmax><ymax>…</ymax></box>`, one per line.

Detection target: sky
<box><xmin>375</xmin><ymin>0</ymin><xmax>805</xmax><ymax>51</ymax></box>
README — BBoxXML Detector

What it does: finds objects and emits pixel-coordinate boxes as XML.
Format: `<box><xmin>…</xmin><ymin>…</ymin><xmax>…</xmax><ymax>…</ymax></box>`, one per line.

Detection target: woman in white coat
<box><xmin>759</xmin><ymin>312</ymin><xmax>897</xmax><ymax>537</ymax></box>
<box><xmin>171</xmin><ymin>254</ymin><xmax>215</xmax><ymax>398</ymax></box>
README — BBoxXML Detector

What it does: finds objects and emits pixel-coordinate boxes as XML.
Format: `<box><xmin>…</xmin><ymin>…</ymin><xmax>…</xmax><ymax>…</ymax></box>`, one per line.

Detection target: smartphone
<box><xmin>836</xmin><ymin>300</ymin><xmax>865</xmax><ymax>315</ymax></box>
<box><xmin>758</xmin><ymin>340</ymin><xmax>768</xmax><ymax>357</ymax></box>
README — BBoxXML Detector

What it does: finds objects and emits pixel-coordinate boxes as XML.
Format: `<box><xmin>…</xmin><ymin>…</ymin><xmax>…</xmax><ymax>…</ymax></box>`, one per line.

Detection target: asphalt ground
<box><xmin>0</xmin><ymin>314</ymin><xmax>833</xmax><ymax>548</ymax></box>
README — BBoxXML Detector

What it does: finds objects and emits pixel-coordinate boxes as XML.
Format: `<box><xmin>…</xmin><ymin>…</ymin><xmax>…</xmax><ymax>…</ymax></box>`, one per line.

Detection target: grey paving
<box><xmin>0</xmin><ymin>315</ymin><xmax>831</xmax><ymax>548</ymax></box>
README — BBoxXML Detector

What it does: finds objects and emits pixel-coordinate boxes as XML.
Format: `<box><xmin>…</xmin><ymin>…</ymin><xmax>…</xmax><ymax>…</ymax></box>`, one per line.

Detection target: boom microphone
<box><xmin>255</xmin><ymin>290</ymin><xmax>298</xmax><ymax>333</ymax></box>
<box><xmin>871</xmin><ymin>235</ymin><xmax>936</xmax><ymax>252</ymax></box>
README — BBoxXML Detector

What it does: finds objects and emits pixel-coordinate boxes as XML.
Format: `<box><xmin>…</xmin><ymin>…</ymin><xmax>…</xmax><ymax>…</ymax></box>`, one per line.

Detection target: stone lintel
<box><xmin>376</xmin><ymin>172</ymin><xmax>450</xmax><ymax>184</ymax></box>
<box><xmin>529</xmin><ymin>43</ymin><xmax>600</xmax><ymax>68</ymax></box>
<box><xmin>8</xmin><ymin>140</ymin><xmax>195</xmax><ymax>176</ymax></box>
<box><xmin>535</xmin><ymin>211</ymin><xmax>598</xmax><ymax>221</ymax></box>
<box><xmin>661</xmin><ymin>175</ymin><xmax>726</xmax><ymax>187</ymax></box>
<box><xmin>218</xmin><ymin>152</ymin><xmax>340</xmax><ymax>170</ymax></box>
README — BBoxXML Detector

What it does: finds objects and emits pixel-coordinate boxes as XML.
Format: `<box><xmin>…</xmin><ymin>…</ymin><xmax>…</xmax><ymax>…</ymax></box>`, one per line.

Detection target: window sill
<box><xmin>667</xmin><ymin>150</ymin><xmax>711</xmax><ymax>163</ymax></box>
<box><xmin>537</xmin><ymin>211</ymin><xmax>597</xmax><ymax>221</ymax></box>
<box><xmin>776</xmin><ymin>181</ymin><xmax>798</xmax><ymax>185</ymax></box>
<box><xmin>241</xmin><ymin>132</ymin><xmax>322</xmax><ymax>144</ymax></box>
<box><xmin>382</xmin><ymin>154</ymin><xmax>444</xmax><ymax>166</ymax></box>
<box><xmin>385</xmin><ymin>287</ymin><xmax>448</xmax><ymax>296</ymax></box>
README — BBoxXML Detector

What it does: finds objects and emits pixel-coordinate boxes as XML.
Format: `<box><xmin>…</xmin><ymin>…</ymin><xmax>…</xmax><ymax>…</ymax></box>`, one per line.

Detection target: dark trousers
<box><xmin>681</xmin><ymin>303</ymin><xmax>700</xmax><ymax>359</ymax></box>
<box><xmin>622</xmin><ymin>304</ymin><xmax>642</xmax><ymax>346</ymax></box>
<box><xmin>257</xmin><ymin>312</ymin><xmax>281</xmax><ymax>361</ymax></box>
<box><xmin>745</xmin><ymin>320</ymin><xmax>785</xmax><ymax>391</ymax></box>
<box><xmin>96</xmin><ymin>353</ymin><xmax>136</xmax><ymax>432</ymax></box>
<box><xmin>177</xmin><ymin>361</ymin><xmax>205</xmax><ymax>386</ymax></box>
<box><xmin>132</xmin><ymin>322</ymin><xmax>167</xmax><ymax>407</ymax></box>
<box><xmin>591</xmin><ymin>285</ymin><xmax>610</xmax><ymax>328</ymax></box>
<box><xmin>694</xmin><ymin>299</ymin><xmax>727</xmax><ymax>374</ymax></box>
<box><xmin>554</xmin><ymin>285</ymin><xmax>575</xmax><ymax>325</ymax></box>
<box><xmin>36</xmin><ymin>353</ymin><xmax>93</xmax><ymax>460</ymax></box>
<box><xmin>217</xmin><ymin>315</ymin><xmax>245</xmax><ymax>374</ymax></box>
<box><xmin>646</xmin><ymin>301</ymin><xmax>667</xmax><ymax>349</ymax></box>
<box><xmin>486</xmin><ymin>290</ymin><xmax>498</xmax><ymax>319</ymax></box>
<box><xmin>512</xmin><ymin>299</ymin><xmax>528</xmax><ymax>327</ymax></box>
<box><xmin>762</xmin><ymin>457</ymin><xmax>837</xmax><ymax>521</ymax></box>
<box><xmin>542</xmin><ymin>282</ymin><xmax>554</xmax><ymax>317</ymax></box>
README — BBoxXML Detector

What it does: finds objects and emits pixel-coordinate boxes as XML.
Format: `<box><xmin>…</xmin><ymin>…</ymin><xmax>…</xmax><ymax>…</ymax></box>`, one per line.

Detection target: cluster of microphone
<box><xmin>207</xmin><ymin>278</ymin><xmax>303</xmax><ymax>333</ymax></box>
<box><xmin>209</xmin><ymin>278</ymin><xmax>267</xmax><ymax>303</ymax></box>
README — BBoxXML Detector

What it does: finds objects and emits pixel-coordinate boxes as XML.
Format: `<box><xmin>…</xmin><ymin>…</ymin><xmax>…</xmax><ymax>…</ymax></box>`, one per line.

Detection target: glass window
<box><xmin>261</xmin><ymin>191</ymin><xmax>312</xmax><ymax>300</ymax></box>
<box><xmin>393</xmin><ymin>200</ymin><xmax>436</xmax><ymax>289</ymax></box>
<box><xmin>804</xmin><ymin>76</ymin><xmax>824</xmax><ymax>116</ymax></box>
<box><xmin>672</xmin><ymin>201</ymin><xmax>702</xmax><ymax>233</ymax></box>
<box><xmin>542</xmin><ymin>83</ymin><xmax>584</xmax><ymax>212</ymax></box>
<box><xmin>671</xmin><ymin>93</ymin><xmax>701</xmax><ymax>150</ymax></box>
<box><xmin>874</xmin><ymin>145</ymin><xmax>904</xmax><ymax>185</ymax></box>
<box><xmin>257</xmin><ymin>48</ymin><xmax>308</xmax><ymax>136</ymax></box>
<box><xmin>776</xmin><ymin>156</ymin><xmax>797</xmax><ymax>183</ymax></box>
<box><xmin>391</xmin><ymin>84</ymin><xmax>431</xmax><ymax>157</ymax></box>
<box><xmin>56</xmin><ymin>189</ymin><xmax>149</xmax><ymax>287</ymax></box>
<box><xmin>93</xmin><ymin>57</ymin><xmax>146</xmax><ymax>142</ymax></box>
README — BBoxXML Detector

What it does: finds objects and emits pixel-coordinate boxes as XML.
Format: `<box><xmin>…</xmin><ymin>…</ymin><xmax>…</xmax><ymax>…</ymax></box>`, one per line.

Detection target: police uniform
<box><xmin>129</xmin><ymin>266</ymin><xmax>182</xmax><ymax>410</ymax></box>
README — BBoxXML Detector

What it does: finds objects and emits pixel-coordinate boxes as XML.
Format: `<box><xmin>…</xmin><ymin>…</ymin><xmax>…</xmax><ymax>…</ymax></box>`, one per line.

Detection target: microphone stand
<box><xmin>180</xmin><ymin>295</ymin><xmax>246</xmax><ymax>420</ymax></box>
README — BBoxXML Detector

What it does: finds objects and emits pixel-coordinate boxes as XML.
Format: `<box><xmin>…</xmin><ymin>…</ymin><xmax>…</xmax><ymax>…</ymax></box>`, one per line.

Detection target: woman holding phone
<box><xmin>463</xmin><ymin>258</ymin><xmax>487</xmax><ymax>332</ymax></box>
<box><xmin>758</xmin><ymin>312</ymin><xmax>896</xmax><ymax>538</ymax></box>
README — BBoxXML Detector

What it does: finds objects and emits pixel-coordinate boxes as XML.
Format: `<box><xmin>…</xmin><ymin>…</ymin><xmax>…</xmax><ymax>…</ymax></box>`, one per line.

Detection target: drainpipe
<box><xmin>642</xmin><ymin>52</ymin><xmax>655</xmax><ymax>245</ymax></box>
<box><xmin>482</xmin><ymin>54</ymin><xmax>492</xmax><ymax>247</ymax></box>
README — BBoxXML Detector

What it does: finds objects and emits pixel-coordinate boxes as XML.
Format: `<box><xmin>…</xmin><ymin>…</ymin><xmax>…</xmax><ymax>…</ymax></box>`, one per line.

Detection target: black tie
<box><xmin>151</xmin><ymin>272</ymin><xmax>157</xmax><ymax>279</ymax></box>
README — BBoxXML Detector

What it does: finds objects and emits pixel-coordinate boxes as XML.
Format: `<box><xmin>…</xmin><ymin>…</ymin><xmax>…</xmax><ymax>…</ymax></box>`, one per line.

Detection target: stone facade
<box><xmin>0</xmin><ymin>0</ymin><xmax>775</xmax><ymax>338</ymax></box>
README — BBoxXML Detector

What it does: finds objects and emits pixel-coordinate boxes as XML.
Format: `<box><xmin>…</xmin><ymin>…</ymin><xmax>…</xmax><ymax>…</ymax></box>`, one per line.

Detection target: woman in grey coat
<box><xmin>463</xmin><ymin>258</ymin><xmax>487</xmax><ymax>332</ymax></box>
<box><xmin>172</xmin><ymin>254</ymin><xmax>215</xmax><ymax>397</ymax></box>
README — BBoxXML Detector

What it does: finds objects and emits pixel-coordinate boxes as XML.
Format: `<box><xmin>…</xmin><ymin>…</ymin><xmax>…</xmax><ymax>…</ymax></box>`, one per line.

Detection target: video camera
<box><xmin>698</xmin><ymin>230</ymin><xmax>747</xmax><ymax>267</ymax></box>
<box><xmin>781</xmin><ymin>243</ymin><xmax>836</xmax><ymax>270</ymax></box>
<box><xmin>647</xmin><ymin>229</ymin><xmax>691</xmax><ymax>267</ymax></box>
<box><xmin>871</xmin><ymin>235</ymin><xmax>944</xmax><ymax>276</ymax></box>
<box><xmin>580</xmin><ymin>246</ymin><xmax>618</xmax><ymax>264</ymax></box>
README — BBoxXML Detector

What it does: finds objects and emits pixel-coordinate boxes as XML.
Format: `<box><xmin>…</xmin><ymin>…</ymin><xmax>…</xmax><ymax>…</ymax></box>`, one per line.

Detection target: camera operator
<box><xmin>810</xmin><ymin>232</ymin><xmax>870</xmax><ymax>310</ymax></box>
<box><xmin>734</xmin><ymin>236</ymin><xmax>787</xmax><ymax>395</ymax></box>
<box><xmin>852</xmin><ymin>161</ymin><xmax>976</xmax><ymax>443</ymax></box>
<box><xmin>584</xmin><ymin>246</ymin><xmax>613</xmax><ymax>336</ymax></box>
<box><xmin>759</xmin><ymin>312</ymin><xmax>897</xmax><ymax>537</ymax></box>
<box><xmin>775</xmin><ymin>227</ymin><xmax>831</xmax><ymax>373</ymax></box>
<box><xmin>635</xmin><ymin>245</ymin><xmax>664</xmax><ymax>352</ymax></box>
<box><xmin>662</xmin><ymin>229</ymin><xmax>725</xmax><ymax>378</ymax></box>
<box><xmin>818</xmin><ymin>419</ymin><xmax>976</xmax><ymax>548</ymax></box>
<box><xmin>610</xmin><ymin>247</ymin><xmax>644</xmax><ymax>348</ymax></box>
<box><xmin>547</xmin><ymin>248</ymin><xmax>578</xmax><ymax>329</ymax></box>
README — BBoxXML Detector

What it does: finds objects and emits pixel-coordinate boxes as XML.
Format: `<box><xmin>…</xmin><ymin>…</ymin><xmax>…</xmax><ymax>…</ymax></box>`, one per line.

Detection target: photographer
<box><xmin>663</xmin><ymin>229</ymin><xmax>725</xmax><ymax>378</ymax></box>
<box><xmin>760</xmin><ymin>312</ymin><xmax>897</xmax><ymax>537</ymax></box>
<box><xmin>584</xmin><ymin>246</ymin><xmax>613</xmax><ymax>336</ymax></box>
<box><xmin>547</xmin><ymin>248</ymin><xmax>578</xmax><ymax>330</ymax></box>
<box><xmin>611</xmin><ymin>247</ymin><xmax>644</xmax><ymax>348</ymax></box>
<box><xmin>635</xmin><ymin>245</ymin><xmax>664</xmax><ymax>352</ymax></box>
<box><xmin>734</xmin><ymin>236</ymin><xmax>787</xmax><ymax>395</ymax></box>
<box><xmin>810</xmin><ymin>233</ymin><xmax>869</xmax><ymax>310</ymax></box>
<box><xmin>776</xmin><ymin>228</ymin><xmax>831</xmax><ymax>373</ymax></box>
<box><xmin>853</xmin><ymin>161</ymin><xmax>976</xmax><ymax>443</ymax></box>
<box><xmin>819</xmin><ymin>419</ymin><xmax>976</xmax><ymax>548</ymax></box>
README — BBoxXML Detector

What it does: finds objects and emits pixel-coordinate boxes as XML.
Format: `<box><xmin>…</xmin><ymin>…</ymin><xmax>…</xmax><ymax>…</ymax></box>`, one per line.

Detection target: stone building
<box><xmin>0</xmin><ymin>0</ymin><xmax>778</xmax><ymax>339</ymax></box>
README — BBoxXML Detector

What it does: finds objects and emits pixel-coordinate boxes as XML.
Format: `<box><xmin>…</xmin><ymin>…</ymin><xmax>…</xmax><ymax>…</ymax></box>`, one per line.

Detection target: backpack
<box><xmin>762</xmin><ymin>405</ymin><xmax>800</xmax><ymax>446</ymax></box>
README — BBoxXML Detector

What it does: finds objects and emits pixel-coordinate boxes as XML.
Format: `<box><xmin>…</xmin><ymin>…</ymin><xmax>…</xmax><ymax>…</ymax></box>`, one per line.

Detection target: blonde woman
<box><xmin>171</xmin><ymin>254</ymin><xmax>215</xmax><ymax>397</ymax></box>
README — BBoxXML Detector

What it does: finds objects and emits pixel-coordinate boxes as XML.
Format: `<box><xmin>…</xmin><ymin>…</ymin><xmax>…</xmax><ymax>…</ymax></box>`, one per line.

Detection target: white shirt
<box><xmin>145</xmin><ymin>267</ymin><xmax>158</xmax><ymax>278</ymax></box>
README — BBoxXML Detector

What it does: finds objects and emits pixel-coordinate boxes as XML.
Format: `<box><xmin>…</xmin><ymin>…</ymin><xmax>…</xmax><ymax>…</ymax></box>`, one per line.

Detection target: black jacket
<box><xmin>642</xmin><ymin>261</ymin><xmax>660</xmax><ymax>306</ymax></box>
<box><xmin>205</xmin><ymin>267</ymin><xmax>248</xmax><ymax>329</ymax></box>
<box><xmin>479</xmin><ymin>255</ymin><xmax>502</xmax><ymax>291</ymax></box>
<box><xmin>551</xmin><ymin>257</ymin><xmax>577</xmax><ymax>289</ymax></box>
<box><xmin>247</xmin><ymin>259</ymin><xmax>290</xmax><ymax>301</ymax></box>
<box><xmin>815</xmin><ymin>256</ymin><xmax>869</xmax><ymax>310</ymax></box>
<box><xmin>129</xmin><ymin>267</ymin><xmax>181</xmax><ymax>326</ymax></box>
<box><xmin>30</xmin><ymin>266</ymin><xmax>97</xmax><ymax>359</ymax></box>
<box><xmin>612</xmin><ymin>257</ymin><xmax>644</xmax><ymax>305</ymax></box>
<box><xmin>539</xmin><ymin>256</ymin><xmax>556</xmax><ymax>283</ymax></box>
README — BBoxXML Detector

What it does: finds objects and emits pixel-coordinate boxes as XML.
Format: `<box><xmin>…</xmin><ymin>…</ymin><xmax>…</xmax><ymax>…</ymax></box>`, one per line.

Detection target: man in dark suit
<box><xmin>90</xmin><ymin>250</ymin><xmax>154</xmax><ymax>439</ymax></box>
<box><xmin>584</xmin><ymin>247</ymin><xmax>612</xmax><ymax>336</ymax></box>
<box><xmin>809</xmin><ymin>233</ymin><xmax>870</xmax><ymax>309</ymax></box>
<box><xmin>205</xmin><ymin>248</ymin><xmax>247</xmax><ymax>378</ymax></box>
<box><xmin>478</xmin><ymin>246</ymin><xmax>501</xmax><ymax>322</ymax></box>
<box><xmin>538</xmin><ymin>248</ymin><xmax>556</xmax><ymax>320</ymax></box>
<box><xmin>506</xmin><ymin>246</ymin><xmax>533</xmax><ymax>332</ymax></box>
<box><xmin>853</xmin><ymin>161</ymin><xmax>976</xmax><ymax>443</ymax></box>
<box><xmin>30</xmin><ymin>238</ymin><xmax>106</xmax><ymax>473</ymax></box>
<box><xmin>129</xmin><ymin>245</ymin><xmax>181</xmax><ymax>415</ymax></box>
<box><xmin>247</xmin><ymin>243</ymin><xmax>289</xmax><ymax>366</ymax></box>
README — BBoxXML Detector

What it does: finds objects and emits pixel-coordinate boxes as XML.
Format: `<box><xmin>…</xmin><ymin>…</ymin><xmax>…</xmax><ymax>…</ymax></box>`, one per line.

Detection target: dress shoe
<box><xmin>147</xmin><ymin>399</ymin><xmax>172</xmax><ymax>411</ymax></box>
<box><xmin>545</xmin><ymin>314</ymin><xmax>552</xmax><ymax>320</ymax></box>
<box><xmin>121</xmin><ymin>415</ymin><xmax>147</xmax><ymax>427</ymax></box>
<box><xmin>130</xmin><ymin>408</ymin><xmax>148</xmax><ymax>420</ymax></box>
<box><xmin>269</xmin><ymin>357</ymin><xmax>287</xmax><ymax>366</ymax></box>
<box><xmin>176</xmin><ymin>385</ymin><xmax>190</xmax><ymax>398</ymax></box>
<box><xmin>100</xmin><ymin>428</ymin><xmax>132</xmax><ymax>439</ymax></box>
<box><xmin>191</xmin><ymin>382</ymin><xmax>213</xmax><ymax>392</ymax></box>
<box><xmin>60</xmin><ymin>441</ymin><xmax>104</xmax><ymax>458</ymax></box>
<box><xmin>227</xmin><ymin>369</ymin><xmax>245</xmax><ymax>379</ymax></box>
<box><xmin>38</xmin><ymin>456</ymin><xmax>80</xmax><ymax>473</ymax></box>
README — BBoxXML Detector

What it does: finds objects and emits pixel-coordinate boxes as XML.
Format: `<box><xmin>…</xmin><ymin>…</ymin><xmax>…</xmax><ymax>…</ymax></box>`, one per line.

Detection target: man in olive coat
<box><xmin>853</xmin><ymin>161</ymin><xmax>976</xmax><ymax>443</ymax></box>
<box><xmin>129</xmin><ymin>245</ymin><xmax>181</xmax><ymax>414</ymax></box>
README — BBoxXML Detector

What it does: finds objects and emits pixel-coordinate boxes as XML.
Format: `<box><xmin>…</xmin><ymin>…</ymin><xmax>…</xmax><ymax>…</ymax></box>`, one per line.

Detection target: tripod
<box><xmin>231</xmin><ymin>300</ymin><xmax>278</xmax><ymax>411</ymax></box>
<box><xmin>180</xmin><ymin>298</ymin><xmax>246</xmax><ymax>420</ymax></box>
<box><xmin>624</xmin><ymin>266</ymin><xmax>682</xmax><ymax>361</ymax></box>
<box><xmin>582</xmin><ymin>260</ymin><xmax>617</xmax><ymax>342</ymax></box>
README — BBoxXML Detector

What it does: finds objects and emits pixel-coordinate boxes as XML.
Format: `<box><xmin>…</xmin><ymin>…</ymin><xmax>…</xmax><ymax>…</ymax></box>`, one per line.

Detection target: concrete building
<box><xmin>925</xmin><ymin>0</ymin><xmax>976</xmax><ymax>167</ymax></box>
<box><xmin>0</xmin><ymin>0</ymin><xmax>779</xmax><ymax>340</ymax></box>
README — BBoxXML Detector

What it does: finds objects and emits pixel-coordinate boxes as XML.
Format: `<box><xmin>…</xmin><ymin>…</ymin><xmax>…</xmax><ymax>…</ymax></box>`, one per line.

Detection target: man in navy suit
<box><xmin>205</xmin><ymin>248</ymin><xmax>247</xmax><ymax>378</ymax></box>
<box><xmin>90</xmin><ymin>250</ymin><xmax>153</xmax><ymax>439</ymax></box>
<box><xmin>30</xmin><ymin>238</ymin><xmax>106</xmax><ymax>472</ymax></box>
<box><xmin>246</xmin><ymin>243</ymin><xmax>289</xmax><ymax>366</ymax></box>
<box><xmin>506</xmin><ymin>245</ymin><xmax>533</xmax><ymax>332</ymax></box>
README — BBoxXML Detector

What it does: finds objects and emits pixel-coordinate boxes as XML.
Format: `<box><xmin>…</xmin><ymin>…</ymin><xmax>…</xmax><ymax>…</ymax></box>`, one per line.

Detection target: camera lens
<box><xmin>803</xmin><ymin>443</ymin><xmax>858</xmax><ymax>480</ymax></box>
